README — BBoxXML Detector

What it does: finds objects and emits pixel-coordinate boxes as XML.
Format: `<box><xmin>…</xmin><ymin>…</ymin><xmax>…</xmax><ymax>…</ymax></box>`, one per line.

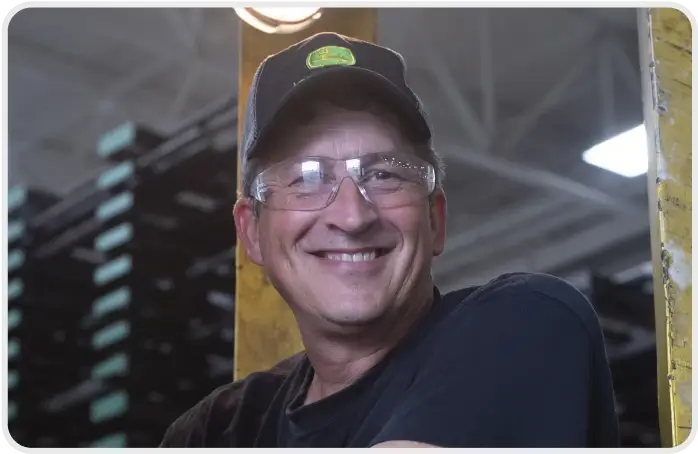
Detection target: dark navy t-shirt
<box><xmin>159</xmin><ymin>272</ymin><xmax>620</xmax><ymax>447</ymax></box>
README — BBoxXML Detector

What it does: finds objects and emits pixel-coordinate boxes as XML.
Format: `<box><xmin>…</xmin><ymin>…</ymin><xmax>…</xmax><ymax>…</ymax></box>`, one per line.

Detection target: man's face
<box><xmin>234</xmin><ymin>105</ymin><xmax>447</xmax><ymax>331</ymax></box>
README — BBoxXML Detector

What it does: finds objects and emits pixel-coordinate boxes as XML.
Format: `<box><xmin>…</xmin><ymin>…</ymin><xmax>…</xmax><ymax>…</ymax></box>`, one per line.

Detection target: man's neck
<box><xmin>304</xmin><ymin>345</ymin><xmax>390</xmax><ymax>403</ymax></box>
<box><xmin>300</xmin><ymin>286</ymin><xmax>435</xmax><ymax>405</ymax></box>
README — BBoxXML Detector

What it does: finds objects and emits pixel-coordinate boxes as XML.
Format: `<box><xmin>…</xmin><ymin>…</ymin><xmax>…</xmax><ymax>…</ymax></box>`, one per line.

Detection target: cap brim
<box><xmin>246</xmin><ymin>66</ymin><xmax>431</xmax><ymax>159</ymax></box>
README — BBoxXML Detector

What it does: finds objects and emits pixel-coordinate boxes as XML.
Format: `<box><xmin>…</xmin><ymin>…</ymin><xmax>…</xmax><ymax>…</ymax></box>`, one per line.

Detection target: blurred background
<box><xmin>7</xmin><ymin>7</ymin><xmax>658</xmax><ymax>448</ymax></box>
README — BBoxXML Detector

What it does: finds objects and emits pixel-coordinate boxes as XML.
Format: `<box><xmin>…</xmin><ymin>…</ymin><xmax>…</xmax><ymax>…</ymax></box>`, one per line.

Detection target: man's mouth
<box><xmin>310</xmin><ymin>248</ymin><xmax>392</xmax><ymax>262</ymax></box>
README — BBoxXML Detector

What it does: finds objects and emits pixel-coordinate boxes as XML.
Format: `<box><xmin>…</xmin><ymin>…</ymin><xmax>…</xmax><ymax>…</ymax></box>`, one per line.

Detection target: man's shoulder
<box><xmin>432</xmin><ymin>271</ymin><xmax>609</xmax><ymax>354</ymax></box>
<box><xmin>441</xmin><ymin>272</ymin><xmax>598</xmax><ymax>327</ymax></box>
<box><xmin>378</xmin><ymin>273</ymin><xmax>619</xmax><ymax>447</ymax></box>
<box><xmin>444</xmin><ymin>271</ymin><xmax>586</xmax><ymax>300</ymax></box>
<box><xmin>158</xmin><ymin>353</ymin><xmax>304</xmax><ymax>447</ymax></box>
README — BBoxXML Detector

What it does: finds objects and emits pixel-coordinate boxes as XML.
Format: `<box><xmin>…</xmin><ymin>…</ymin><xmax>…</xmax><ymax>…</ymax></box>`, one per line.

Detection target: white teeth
<box><xmin>325</xmin><ymin>250</ymin><xmax>378</xmax><ymax>262</ymax></box>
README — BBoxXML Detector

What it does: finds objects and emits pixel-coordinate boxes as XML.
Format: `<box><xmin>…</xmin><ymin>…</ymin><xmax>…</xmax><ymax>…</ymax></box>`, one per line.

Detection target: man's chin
<box><xmin>314</xmin><ymin>297</ymin><xmax>391</xmax><ymax>329</ymax></box>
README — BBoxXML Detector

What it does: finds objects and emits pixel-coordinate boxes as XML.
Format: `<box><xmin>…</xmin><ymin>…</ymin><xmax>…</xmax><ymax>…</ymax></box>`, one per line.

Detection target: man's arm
<box><xmin>158</xmin><ymin>382</ymin><xmax>234</xmax><ymax>448</ymax></box>
<box><xmin>370</xmin><ymin>274</ymin><xmax>617</xmax><ymax>448</ymax></box>
<box><xmin>159</xmin><ymin>397</ymin><xmax>212</xmax><ymax>447</ymax></box>
<box><xmin>158</xmin><ymin>352</ymin><xmax>303</xmax><ymax>447</ymax></box>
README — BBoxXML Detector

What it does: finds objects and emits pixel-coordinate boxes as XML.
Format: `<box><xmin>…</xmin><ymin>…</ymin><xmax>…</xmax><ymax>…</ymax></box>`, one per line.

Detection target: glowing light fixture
<box><xmin>234</xmin><ymin>7</ymin><xmax>323</xmax><ymax>34</ymax></box>
<box><xmin>582</xmin><ymin>124</ymin><xmax>649</xmax><ymax>178</ymax></box>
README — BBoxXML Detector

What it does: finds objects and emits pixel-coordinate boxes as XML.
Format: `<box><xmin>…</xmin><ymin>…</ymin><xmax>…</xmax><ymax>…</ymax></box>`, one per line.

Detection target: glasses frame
<box><xmin>249</xmin><ymin>152</ymin><xmax>437</xmax><ymax>212</ymax></box>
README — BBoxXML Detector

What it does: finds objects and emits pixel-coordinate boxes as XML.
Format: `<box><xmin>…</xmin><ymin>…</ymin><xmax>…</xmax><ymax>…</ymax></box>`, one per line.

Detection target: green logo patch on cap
<box><xmin>306</xmin><ymin>46</ymin><xmax>356</xmax><ymax>69</ymax></box>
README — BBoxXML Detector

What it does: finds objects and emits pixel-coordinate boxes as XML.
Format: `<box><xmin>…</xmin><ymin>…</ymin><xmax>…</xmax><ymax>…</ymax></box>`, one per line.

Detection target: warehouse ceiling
<box><xmin>7</xmin><ymin>7</ymin><xmax>652</xmax><ymax>289</ymax></box>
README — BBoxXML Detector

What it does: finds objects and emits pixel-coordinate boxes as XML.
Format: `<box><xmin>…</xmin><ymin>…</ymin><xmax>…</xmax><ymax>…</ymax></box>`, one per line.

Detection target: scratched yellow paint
<box><xmin>235</xmin><ymin>9</ymin><xmax>378</xmax><ymax>380</ymax></box>
<box><xmin>639</xmin><ymin>7</ymin><xmax>692</xmax><ymax>447</ymax></box>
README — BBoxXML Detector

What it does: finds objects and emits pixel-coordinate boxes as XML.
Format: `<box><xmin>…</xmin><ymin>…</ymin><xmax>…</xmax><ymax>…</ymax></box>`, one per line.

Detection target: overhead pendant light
<box><xmin>234</xmin><ymin>7</ymin><xmax>323</xmax><ymax>34</ymax></box>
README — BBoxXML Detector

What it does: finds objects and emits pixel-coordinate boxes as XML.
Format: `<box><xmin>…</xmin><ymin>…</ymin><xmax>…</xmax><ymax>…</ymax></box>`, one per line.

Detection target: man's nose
<box><xmin>323</xmin><ymin>177</ymin><xmax>379</xmax><ymax>234</ymax></box>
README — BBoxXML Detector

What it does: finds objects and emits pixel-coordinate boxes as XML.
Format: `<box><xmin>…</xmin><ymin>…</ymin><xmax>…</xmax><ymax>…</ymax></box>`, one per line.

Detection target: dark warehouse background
<box><xmin>7</xmin><ymin>7</ymin><xmax>659</xmax><ymax>447</ymax></box>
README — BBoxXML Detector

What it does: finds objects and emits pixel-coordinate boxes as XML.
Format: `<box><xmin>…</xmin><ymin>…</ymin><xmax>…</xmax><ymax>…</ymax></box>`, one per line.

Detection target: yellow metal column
<box><xmin>235</xmin><ymin>8</ymin><xmax>378</xmax><ymax>380</ymax></box>
<box><xmin>639</xmin><ymin>7</ymin><xmax>692</xmax><ymax>447</ymax></box>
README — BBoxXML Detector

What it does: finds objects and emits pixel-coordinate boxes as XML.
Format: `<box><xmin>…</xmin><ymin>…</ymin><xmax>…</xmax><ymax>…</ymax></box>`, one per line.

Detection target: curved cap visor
<box><xmin>244</xmin><ymin>66</ymin><xmax>432</xmax><ymax>160</ymax></box>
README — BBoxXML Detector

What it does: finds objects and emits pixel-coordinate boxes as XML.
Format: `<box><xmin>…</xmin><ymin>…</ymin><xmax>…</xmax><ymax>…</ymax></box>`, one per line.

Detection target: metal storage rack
<box><xmin>8</xmin><ymin>97</ymin><xmax>239</xmax><ymax>448</ymax></box>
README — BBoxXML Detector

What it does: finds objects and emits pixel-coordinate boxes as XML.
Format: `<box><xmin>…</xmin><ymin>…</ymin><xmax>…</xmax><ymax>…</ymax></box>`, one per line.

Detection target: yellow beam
<box><xmin>235</xmin><ymin>8</ymin><xmax>378</xmax><ymax>380</ymax></box>
<box><xmin>639</xmin><ymin>7</ymin><xmax>692</xmax><ymax>447</ymax></box>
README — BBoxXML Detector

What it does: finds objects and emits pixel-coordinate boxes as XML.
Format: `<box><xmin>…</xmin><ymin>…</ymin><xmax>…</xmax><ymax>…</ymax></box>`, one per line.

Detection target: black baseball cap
<box><xmin>240</xmin><ymin>32</ymin><xmax>433</xmax><ymax>189</ymax></box>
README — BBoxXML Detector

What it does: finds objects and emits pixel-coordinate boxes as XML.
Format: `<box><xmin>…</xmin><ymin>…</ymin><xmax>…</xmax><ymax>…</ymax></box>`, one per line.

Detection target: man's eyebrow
<box><xmin>359</xmin><ymin>153</ymin><xmax>385</xmax><ymax>166</ymax></box>
<box><xmin>361</xmin><ymin>151</ymin><xmax>412</xmax><ymax>166</ymax></box>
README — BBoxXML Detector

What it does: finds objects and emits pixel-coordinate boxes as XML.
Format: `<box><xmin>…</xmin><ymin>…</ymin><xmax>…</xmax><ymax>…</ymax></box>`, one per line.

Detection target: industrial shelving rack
<box><xmin>8</xmin><ymin>97</ymin><xmax>239</xmax><ymax>448</ymax></box>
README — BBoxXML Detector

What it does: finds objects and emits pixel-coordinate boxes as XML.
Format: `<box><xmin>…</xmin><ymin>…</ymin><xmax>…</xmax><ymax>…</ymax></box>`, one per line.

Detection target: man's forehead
<box><xmin>287</xmin><ymin>110</ymin><xmax>405</xmax><ymax>152</ymax></box>
<box><xmin>293</xmin><ymin>128</ymin><xmax>401</xmax><ymax>160</ymax></box>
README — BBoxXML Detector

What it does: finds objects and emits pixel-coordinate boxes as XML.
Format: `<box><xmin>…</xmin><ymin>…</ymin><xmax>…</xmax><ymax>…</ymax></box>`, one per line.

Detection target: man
<box><xmin>159</xmin><ymin>32</ymin><xmax>619</xmax><ymax>448</ymax></box>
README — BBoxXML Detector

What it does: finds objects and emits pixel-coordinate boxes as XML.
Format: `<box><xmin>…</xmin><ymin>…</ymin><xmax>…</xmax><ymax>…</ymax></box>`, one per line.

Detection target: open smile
<box><xmin>309</xmin><ymin>248</ymin><xmax>393</xmax><ymax>263</ymax></box>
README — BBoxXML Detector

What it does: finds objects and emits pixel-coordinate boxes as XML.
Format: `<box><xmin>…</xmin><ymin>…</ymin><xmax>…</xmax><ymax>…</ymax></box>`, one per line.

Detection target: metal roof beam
<box><xmin>497</xmin><ymin>40</ymin><xmax>600</xmax><ymax>157</ymax></box>
<box><xmin>70</xmin><ymin>13</ymin><xmax>234</xmax><ymax>81</ymax></box>
<box><xmin>478</xmin><ymin>10</ymin><xmax>496</xmax><ymax>137</ymax></box>
<box><xmin>434</xmin><ymin>196</ymin><xmax>573</xmax><ymax>273</ymax></box>
<box><xmin>13</xmin><ymin>56</ymin><xmax>177</xmax><ymax>156</ymax></box>
<box><xmin>418</xmin><ymin>29</ymin><xmax>488</xmax><ymax>150</ymax></box>
<box><xmin>437</xmin><ymin>142</ymin><xmax>644</xmax><ymax>216</ymax></box>
<box><xmin>438</xmin><ymin>211</ymin><xmax>649</xmax><ymax>291</ymax></box>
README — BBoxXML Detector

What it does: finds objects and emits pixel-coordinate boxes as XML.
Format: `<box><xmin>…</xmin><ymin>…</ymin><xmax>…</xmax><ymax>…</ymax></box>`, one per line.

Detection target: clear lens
<box><xmin>252</xmin><ymin>152</ymin><xmax>435</xmax><ymax>211</ymax></box>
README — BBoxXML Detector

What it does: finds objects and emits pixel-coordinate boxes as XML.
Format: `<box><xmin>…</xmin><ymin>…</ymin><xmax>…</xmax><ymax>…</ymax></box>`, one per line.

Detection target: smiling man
<box><xmin>159</xmin><ymin>32</ymin><xmax>620</xmax><ymax>448</ymax></box>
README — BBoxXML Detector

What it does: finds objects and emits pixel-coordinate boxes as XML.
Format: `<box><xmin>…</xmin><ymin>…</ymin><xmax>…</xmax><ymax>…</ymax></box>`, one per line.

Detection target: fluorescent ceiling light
<box><xmin>582</xmin><ymin>124</ymin><xmax>648</xmax><ymax>178</ymax></box>
<box><xmin>234</xmin><ymin>7</ymin><xmax>322</xmax><ymax>34</ymax></box>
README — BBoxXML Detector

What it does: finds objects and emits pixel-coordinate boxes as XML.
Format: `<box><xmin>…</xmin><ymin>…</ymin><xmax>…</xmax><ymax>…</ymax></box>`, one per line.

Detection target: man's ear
<box><xmin>429</xmin><ymin>188</ymin><xmax>447</xmax><ymax>257</ymax></box>
<box><xmin>233</xmin><ymin>197</ymin><xmax>264</xmax><ymax>266</ymax></box>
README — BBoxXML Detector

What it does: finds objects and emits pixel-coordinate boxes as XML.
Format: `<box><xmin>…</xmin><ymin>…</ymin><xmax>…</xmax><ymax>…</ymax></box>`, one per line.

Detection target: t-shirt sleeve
<box><xmin>158</xmin><ymin>403</ymin><xmax>207</xmax><ymax>447</ymax></box>
<box><xmin>158</xmin><ymin>353</ymin><xmax>304</xmax><ymax>447</ymax></box>
<box><xmin>370</xmin><ymin>274</ymin><xmax>616</xmax><ymax>447</ymax></box>
<box><xmin>158</xmin><ymin>384</ymin><xmax>228</xmax><ymax>447</ymax></box>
